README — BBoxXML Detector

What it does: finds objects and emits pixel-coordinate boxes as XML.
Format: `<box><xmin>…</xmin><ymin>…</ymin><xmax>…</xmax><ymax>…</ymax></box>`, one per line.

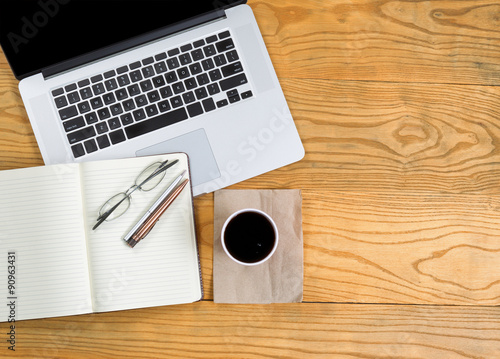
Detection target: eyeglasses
<box><xmin>92</xmin><ymin>159</ymin><xmax>178</xmax><ymax>230</ymax></box>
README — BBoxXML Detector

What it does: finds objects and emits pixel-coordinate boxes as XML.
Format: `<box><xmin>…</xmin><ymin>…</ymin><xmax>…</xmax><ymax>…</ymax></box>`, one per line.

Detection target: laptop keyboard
<box><xmin>50</xmin><ymin>30</ymin><xmax>253</xmax><ymax>159</ymax></box>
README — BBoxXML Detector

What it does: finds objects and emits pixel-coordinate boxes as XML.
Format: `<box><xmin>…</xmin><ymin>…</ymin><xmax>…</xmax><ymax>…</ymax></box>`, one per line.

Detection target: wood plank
<box><xmin>6</xmin><ymin>302</ymin><xmax>500</xmax><ymax>358</ymax></box>
<box><xmin>250</xmin><ymin>0</ymin><xmax>500</xmax><ymax>85</ymax></box>
<box><xmin>196</xmin><ymin>190</ymin><xmax>500</xmax><ymax>305</ymax></box>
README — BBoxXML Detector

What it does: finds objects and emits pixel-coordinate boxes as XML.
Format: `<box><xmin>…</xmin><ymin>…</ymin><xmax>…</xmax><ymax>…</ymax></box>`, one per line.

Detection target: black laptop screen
<box><xmin>0</xmin><ymin>0</ymin><xmax>243</xmax><ymax>79</ymax></box>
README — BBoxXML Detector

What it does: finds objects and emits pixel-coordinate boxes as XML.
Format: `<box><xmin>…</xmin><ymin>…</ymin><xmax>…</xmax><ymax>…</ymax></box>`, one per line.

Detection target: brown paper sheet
<box><xmin>213</xmin><ymin>189</ymin><xmax>303</xmax><ymax>303</ymax></box>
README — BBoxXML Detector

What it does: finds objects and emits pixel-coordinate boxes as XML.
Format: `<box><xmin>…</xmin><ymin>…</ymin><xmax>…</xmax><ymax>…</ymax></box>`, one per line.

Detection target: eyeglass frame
<box><xmin>92</xmin><ymin>159</ymin><xmax>178</xmax><ymax>230</ymax></box>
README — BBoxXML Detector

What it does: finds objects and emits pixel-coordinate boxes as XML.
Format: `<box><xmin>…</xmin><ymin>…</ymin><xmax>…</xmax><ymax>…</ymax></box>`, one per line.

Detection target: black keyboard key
<box><xmin>142</xmin><ymin>66</ymin><xmax>155</xmax><ymax>78</ymax></box>
<box><xmin>91</xmin><ymin>97</ymin><xmax>104</xmax><ymax>109</ymax></box>
<box><xmin>96</xmin><ymin>135</ymin><xmax>110</xmax><ymax>149</ymax></box>
<box><xmin>154</xmin><ymin>61</ymin><xmax>168</xmax><ymax>74</ymax></box>
<box><xmin>78</xmin><ymin>79</ymin><xmax>90</xmax><ymax>88</ymax></box>
<box><xmin>127</xmin><ymin>84</ymin><xmax>141</xmax><ymax>97</ymax></box>
<box><xmin>216</xmin><ymin>38</ymin><xmax>235</xmax><ymax>52</ymax></box>
<box><xmin>147</xmin><ymin>90</ymin><xmax>161</xmax><ymax>103</ymax></box>
<box><xmin>184</xmin><ymin>78</ymin><xmax>197</xmax><ymax>90</ymax></box>
<box><xmin>104</xmin><ymin>78</ymin><xmax>118</xmax><ymax>91</ymax></box>
<box><xmin>125</xmin><ymin>108</ymin><xmax>188</xmax><ymax>139</ymax></box>
<box><xmin>135</xmin><ymin>95</ymin><xmax>148</xmax><ymax>107</ymax></box>
<box><xmin>133</xmin><ymin>108</ymin><xmax>146</xmax><ymax>121</ymax></box>
<box><xmin>206</xmin><ymin>35</ymin><xmax>218</xmax><ymax>43</ymax></box>
<box><xmin>91</xmin><ymin>75</ymin><xmax>103</xmax><ymax>83</ymax></box>
<box><xmin>59</xmin><ymin>105</ymin><xmax>78</xmax><ymax>120</ymax></box>
<box><xmin>63</xmin><ymin>116</ymin><xmax>85</xmax><ymax>132</ymax></box>
<box><xmin>218</xmin><ymin>30</ymin><xmax>230</xmax><ymax>39</ymax></box>
<box><xmin>109</xmin><ymin>129</ymin><xmax>126</xmax><ymax>144</ymax></box>
<box><xmin>130</xmin><ymin>70</ymin><xmax>143</xmax><ymax>82</ymax></box>
<box><xmin>214</xmin><ymin>54</ymin><xmax>227</xmax><ymax>67</ymax></box>
<box><xmin>96</xmin><ymin>122</ymin><xmax>109</xmax><ymax>134</ymax></box>
<box><xmin>193</xmin><ymin>39</ymin><xmax>205</xmax><ymax>48</ymax></box>
<box><xmin>203</xmin><ymin>45</ymin><xmax>216</xmax><ymax>57</ymax></box>
<box><xmin>98</xmin><ymin>108</ymin><xmax>111</xmax><ymax>120</ymax></box>
<box><xmin>229</xmin><ymin>93</ymin><xmax>241</xmax><ymax>103</ymax></box>
<box><xmin>241</xmin><ymin>90</ymin><xmax>253</xmax><ymax>99</ymax></box>
<box><xmin>110</xmin><ymin>103</ymin><xmax>123</xmax><ymax>116</ymax></box>
<box><xmin>67</xmin><ymin>91</ymin><xmax>80</xmax><ymax>104</ymax></box>
<box><xmin>171</xmin><ymin>96</ymin><xmax>183</xmax><ymax>108</ymax></box>
<box><xmin>181</xmin><ymin>44</ymin><xmax>193</xmax><ymax>52</ymax></box>
<box><xmin>158</xmin><ymin>100</ymin><xmax>171</xmax><ymax>112</ymax></box>
<box><xmin>71</xmin><ymin>143</ymin><xmax>85</xmax><ymax>158</ymax></box>
<box><xmin>168</xmin><ymin>48</ymin><xmax>180</xmax><ymax>57</ymax></box>
<box><xmin>202</xmin><ymin>58</ymin><xmax>215</xmax><ymax>71</ymax></box>
<box><xmin>104</xmin><ymin>70</ymin><xmax>116</xmax><ymax>78</ymax></box>
<box><xmin>177</xmin><ymin>67</ymin><xmax>190</xmax><ymax>79</ymax></box>
<box><xmin>108</xmin><ymin>118</ymin><xmax>121</xmax><ymax>130</ymax></box>
<box><xmin>159</xmin><ymin>86</ymin><xmax>173</xmax><ymax>98</ymax></box>
<box><xmin>142</xmin><ymin>57</ymin><xmax>154</xmax><ymax>65</ymax></box>
<box><xmin>116</xmin><ymin>65</ymin><xmax>129</xmax><ymax>74</ymax></box>
<box><xmin>202</xmin><ymin>98</ymin><xmax>216</xmax><ymax>112</ymax></box>
<box><xmin>115</xmin><ymin>88</ymin><xmax>128</xmax><ymax>101</ymax></box>
<box><xmin>103</xmin><ymin>93</ymin><xmax>116</xmax><ymax>105</ymax></box>
<box><xmin>187</xmin><ymin>102</ymin><xmax>203</xmax><ymax>117</ymax></box>
<box><xmin>220</xmin><ymin>73</ymin><xmax>248</xmax><ymax>91</ymax></box>
<box><xmin>52</xmin><ymin>88</ymin><xmax>64</xmax><ymax>97</ymax></box>
<box><xmin>54</xmin><ymin>96</ymin><xmax>68</xmax><ymax>108</ymax></box>
<box><xmin>140</xmin><ymin>79</ymin><xmax>153</xmax><ymax>92</ymax></box>
<box><xmin>197</xmin><ymin>73</ymin><xmax>210</xmax><ymax>86</ymax></box>
<box><xmin>221</xmin><ymin>61</ymin><xmax>243</xmax><ymax>77</ymax></box>
<box><xmin>167</xmin><ymin>58</ymin><xmax>180</xmax><ymax>70</ymax></box>
<box><xmin>195</xmin><ymin>87</ymin><xmax>208</xmax><ymax>100</ymax></box>
<box><xmin>129</xmin><ymin>61</ymin><xmax>141</xmax><ymax>70</ymax></box>
<box><xmin>207</xmin><ymin>83</ymin><xmax>220</xmax><ymax>95</ymax></box>
<box><xmin>152</xmin><ymin>75</ymin><xmax>166</xmax><ymax>88</ymax></box>
<box><xmin>226</xmin><ymin>50</ymin><xmax>239</xmax><ymax>62</ymax></box>
<box><xmin>85</xmin><ymin>112</ymin><xmax>98</xmax><ymax>125</ymax></box>
<box><xmin>92</xmin><ymin>83</ymin><xmax>106</xmax><ymax>95</ymax></box>
<box><xmin>84</xmin><ymin>139</ymin><xmax>98</xmax><ymax>153</ymax></box>
<box><xmin>123</xmin><ymin>99</ymin><xmax>136</xmax><ymax>112</ymax></box>
<box><xmin>155</xmin><ymin>52</ymin><xmax>167</xmax><ymax>61</ymax></box>
<box><xmin>182</xmin><ymin>91</ymin><xmax>196</xmax><ymax>104</ymax></box>
<box><xmin>145</xmin><ymin>104</ymin><xmax>159</xmax><ymax>117</ymax></box>
<box><xmin>80</xmin><ymin>87</ymin><xmax>93</xmax><ymax>99</ymax></box>
<box><xmin>65</xmin><ymin>83</ymin><xmax>77</xmax><ymax>92</ymax></box>
<box><xmin>179</xmin><ymin>53</ymin><xmax>192</xmax><ymax>65</ymax></box>
<box><xmin>78</xmin><ymin>101</ymin><xmax>91</xmax><ymax>114</ymax></box>
<box><xmin>209</xmin><ymin>69</ymin><xmax>222</xmax><ymax>81</ymax></box>
<box><xmin>189</xmin><ymin>62</ymin><xmax>202</xmax><ymax>75</ymax></box>
<box><xmin>120</xmin><ymin>113</ymin><xmax>134</xmax><ymax>126</ymax></box>
<box><xmin>67</xmin><ymin>126</ymin><xmax>96</xmax><ymax>144</ymax></box>
<box><xmin>117</xmin><ymin>74</ymin><xmax>131</xmax><ymax>87</ymax></box>
<box><xmin>216</xmin><ymin>99</ymin><xmax>229</xmax><ymax>108</ymax></box>
<box><xmin>172</xmin><ymin>82</ymin><xmax>185</xmax><ymax>94</ymax></box>
<box><xmin>191</xmin><ymin>49</ymin><xmax>204</xmax><ymax>61</ymax></box>
<box><xmin>165</xmin><ymin>71</ymin><xmax>178</xmax><ymax>84</ymax></box>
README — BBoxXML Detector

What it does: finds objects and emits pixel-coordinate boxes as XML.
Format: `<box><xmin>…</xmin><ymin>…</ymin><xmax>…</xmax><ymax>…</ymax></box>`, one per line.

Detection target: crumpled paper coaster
<box><xmin>213</xmin><ymin>189</ymin><xmax>303</xmax><ymax>304</ymax></box>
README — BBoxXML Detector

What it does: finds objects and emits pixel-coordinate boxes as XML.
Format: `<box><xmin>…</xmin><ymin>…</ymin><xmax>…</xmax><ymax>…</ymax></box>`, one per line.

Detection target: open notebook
<box><xmin>0</xmin><ymin>153</ymin><xmax>202</xmax><ymax>321</ymax></box>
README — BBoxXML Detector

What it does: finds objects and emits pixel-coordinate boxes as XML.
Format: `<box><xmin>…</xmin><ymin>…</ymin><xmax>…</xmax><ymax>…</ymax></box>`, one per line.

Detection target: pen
<box><xmin>123</xmin><ymin>170</ymin><xmax>186</xmax><ymax>244</ymax></box>
<box><xmin>127</xmin><ymin>178</ymin><xmax>189</xmax><ymax>247</ymax></box>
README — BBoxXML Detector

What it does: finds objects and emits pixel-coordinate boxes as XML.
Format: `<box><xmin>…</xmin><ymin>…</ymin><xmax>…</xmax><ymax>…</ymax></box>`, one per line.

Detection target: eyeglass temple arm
<box><xmin>92</xmin><ymin>196</ymin><xmax>130</xmax><ymax>230</ymax></box>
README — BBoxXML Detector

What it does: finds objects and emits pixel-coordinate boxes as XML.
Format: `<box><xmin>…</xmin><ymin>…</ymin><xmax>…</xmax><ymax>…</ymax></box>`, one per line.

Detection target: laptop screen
<box><xmin>0</xmin><ymin>0</ymin><xmax>243</xmax><ymax>80</ymax></box>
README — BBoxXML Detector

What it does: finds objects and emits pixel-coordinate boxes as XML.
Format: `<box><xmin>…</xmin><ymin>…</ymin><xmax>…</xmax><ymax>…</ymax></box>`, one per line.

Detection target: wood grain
<box><xmin>7</xmin><ymin>303</ymin><xmax>500</xmax><ymax>358</ymax></box>
<box><xmin>252</xmin><ymin>0</ymin><xmax>500</xmax><ymax>85</ymax></box>
<box><xmin>1</xmin><ymin>0</ymin><xmax>500</xmax><ymax>357</ymax></box>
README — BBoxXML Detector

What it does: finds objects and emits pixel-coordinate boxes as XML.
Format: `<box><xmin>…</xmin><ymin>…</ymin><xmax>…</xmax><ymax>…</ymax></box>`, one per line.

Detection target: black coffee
<box><xmin>223</xmin><ymin>211</ymin><xmax>276</xmax><ymax>263</ymax></box>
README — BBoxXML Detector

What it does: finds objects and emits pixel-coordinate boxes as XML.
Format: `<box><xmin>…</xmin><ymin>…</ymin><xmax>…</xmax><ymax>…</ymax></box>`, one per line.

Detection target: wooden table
<box><xmin>2</xmin><ymin>0</ymin><xmax>500</xmax><ymax>357</ymax></box>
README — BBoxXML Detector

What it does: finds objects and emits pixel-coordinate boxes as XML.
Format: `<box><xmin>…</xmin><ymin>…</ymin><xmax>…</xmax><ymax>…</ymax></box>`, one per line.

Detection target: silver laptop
<box><xmin>0</xmin><ymin>0</ymin><xmax>304</xmax><ymax>195</ymax></box>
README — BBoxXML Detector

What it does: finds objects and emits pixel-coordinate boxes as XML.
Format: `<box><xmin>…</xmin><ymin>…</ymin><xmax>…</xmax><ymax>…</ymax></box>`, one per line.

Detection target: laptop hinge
<box><xmin>42</xmin><ymin>9</ymin><xmax>227</xmax><ymax>79</ymax></box>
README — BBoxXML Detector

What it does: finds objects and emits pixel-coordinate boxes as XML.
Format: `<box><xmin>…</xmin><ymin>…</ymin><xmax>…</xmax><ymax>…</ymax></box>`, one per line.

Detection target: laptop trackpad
<box><xmin>136</xmin><ymin>129</ymin><xmax>220</xmax><ymax>187</ymax></box>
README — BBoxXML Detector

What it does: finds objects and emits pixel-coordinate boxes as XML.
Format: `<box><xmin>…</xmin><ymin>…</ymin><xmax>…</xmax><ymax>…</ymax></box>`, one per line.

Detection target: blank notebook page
<box><xmin>0</xmin><ymin>164</ymin><xmax>93</xmax><ymax>321</ymax></box>
<box><xmin>81</xmin><ymin>155</ymin><xmax>202</xmax><ymax>313</ymax></box>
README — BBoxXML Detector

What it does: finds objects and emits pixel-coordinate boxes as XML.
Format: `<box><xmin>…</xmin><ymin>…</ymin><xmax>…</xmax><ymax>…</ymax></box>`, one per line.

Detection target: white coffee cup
<box><xmin>221</xmin><ymin>208</ymin><xmax>279</xmax><ymax>266</ymax></box>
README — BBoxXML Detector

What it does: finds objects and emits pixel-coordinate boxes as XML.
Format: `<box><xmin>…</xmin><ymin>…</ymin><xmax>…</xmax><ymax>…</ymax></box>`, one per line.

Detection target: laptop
<box><xmin>0</xmin><ymin>0</ymin><xmax>304</xmax><ymax>196</ymax></box>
